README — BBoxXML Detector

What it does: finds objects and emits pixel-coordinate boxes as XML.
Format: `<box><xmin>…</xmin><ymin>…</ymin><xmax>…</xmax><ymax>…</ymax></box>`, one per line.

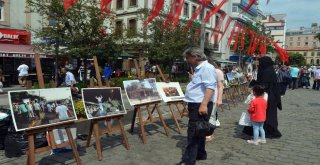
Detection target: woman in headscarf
<box><xmin>243</xmin><ymin>56</ymin><xmax>282</xmax><ymax>138</ymax></box>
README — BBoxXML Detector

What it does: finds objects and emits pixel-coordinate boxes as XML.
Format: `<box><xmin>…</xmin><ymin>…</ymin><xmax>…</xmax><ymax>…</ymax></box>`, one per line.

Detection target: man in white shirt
<box><xmin>61</xmin><ymin>67</ymin><xmax>77</xmax><ymax>92</ymax></box>
<box><xmin>312</xmin><ymin>66</ymin><xmax>320</xmax><ymax>90</ymax></box>
<box><xmin>55</xmin><ymin>101</ymin><xmax>70</xmax><ymax>121</ymax></box>
<box><xmin>17</xmin><ymin>61</ymin><xmax>29</xmax><ymax>87</ymax></box>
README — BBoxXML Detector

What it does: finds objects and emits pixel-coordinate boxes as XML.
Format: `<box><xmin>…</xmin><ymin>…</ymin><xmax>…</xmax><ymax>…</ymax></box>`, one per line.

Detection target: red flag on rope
<box><xmin>204</xmin><ymin>0</ymin><xmax>228</xmax><ymax>24</ymax></box>
<box><xmin>64</xmin><ymin>0</ymin><xmax>78</xmax><ymax>12</ymax></box>
<box><xmin>241</xmin><ymin>0</ymin><xmax>257</xmax><ymax>14</ymax></box>
<box><xmin>233</xmin><ymin>23</ymin><xmax>242</xmax><ymax>52</ymax></box>
<box><xmin>171</xmin><ymin>0</ymin><xmax>185</xmax><ymax>30</ymax></box>
<box><xmin>247</xmin><ymin>30</ymin><xmax>255</xmax><ymax>55</ymax></box>
<box><xmin>227</xmin><ymin>21</ymin><xmax>238</xmax><ymax>48</ymax></box>
<box><xmin>219</xmin><ymin>16</ymin><xmax>232</xmax><ymax>43</ymax></box>
<box><xmin>260</xmin><ymin>36</ymin><xmax>267</xmax><ymax>55</ymax></box>
<box><xmin>100</xmin><ymin>0</ymin><xmax>112</xmax><ymax>15</ymax></box>
<box><xmin>269</xmin><ymin>39</ymin><xmax>289</xmax><ymax>62</ymax></box>
<box><xmin>211</xmin><ymin>11</ymin><xmax>227</xmax><ymax>44</ymax></box>
<box><xmin>144</xmin><ymin>0</ymin><xmax>165</xmax><ymax>27</ymax></box>
<box><xmin>240</xmin><ymin>26</ymin><xmax>247</xmax><ymax>50</ymax></box>
<box><xmin>185</xmin><ymin>0</ymin><xmax>211</xmax><ymax>30</ymax></box>
<box><xmin>162</xmin><ymin>0</ymin><xmax>178</xmax><ymax>30</ymax></box>
<box><xmin>251</xmin><ymin>34</ymin><xmax>260</xmax><ymax>55</ymax></box>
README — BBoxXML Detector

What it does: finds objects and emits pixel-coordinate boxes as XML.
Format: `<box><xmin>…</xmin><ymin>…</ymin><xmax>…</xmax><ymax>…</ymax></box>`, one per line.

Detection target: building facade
<box><xmin>285</xmin><ymin>23</ymin><xmax>320</xmax><ymax>65</ymax></box>
<box><xmin>261</xmin><ymin>14</ymin><xmax>286</xmax><ymax>48</ymax></box>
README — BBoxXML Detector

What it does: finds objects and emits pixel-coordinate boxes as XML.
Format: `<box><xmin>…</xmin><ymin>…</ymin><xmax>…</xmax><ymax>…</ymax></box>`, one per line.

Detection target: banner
<box><xmin>204</xmin><ymin>0</ymin><xmax>228</xmax><ymax>24</ymax></box>
<box><xmin>233</xmin><ymin>23</ymin><xmax>242</xmax><ymax>52</ymax></box>
<box><xmin>227</xmin><ymin>21</ymin><xmax>238</xmax><ymax>48</ymax></box>
<box><xmin>144</xmin><ymin>0</ymin><xmax>165</xmax><ymax>26</ymax></box>
<box><xmin>219</xmin><ymin>16</ymin><xmax>232</xmax><ymax>43</ymax></box>
<box><xmin>100</xmin><ymin>0</ymin><xmax>112</xmax><ymax>15</ymax></box>
<box><xmin>162</xmin><ymin>0</ymin><xmax>178</xmax><ymax>30</ymax></box>
<box><xmin>171</xmin><ymin>0</ymin><xmax>185</xmax><ymax>30</ymax></box>
<box><xmin>240</xmin><ymin>27</ymin><xmax>247</xmax><ymax>50</ymax></box>
<box><xmin>212</xmin><ymin>11</ymin><xmax>226</xmax><ymax>44</ymax></box>
<box><xmin>64</xmin><ymin>0</ymin><xmax>78</xmax><ymax>12</ymax></box>
<box><xmin>185</xmin><ymin>0</ymin><xmax>211</xmax><ymax>30</ymax></box>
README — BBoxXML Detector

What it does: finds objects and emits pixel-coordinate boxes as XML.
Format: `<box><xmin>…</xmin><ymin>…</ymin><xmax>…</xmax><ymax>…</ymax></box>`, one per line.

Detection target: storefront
<box><xmin>0</xmin><ymin>28</ymin><xmax>53</xmax><ymax>85</ymax></box>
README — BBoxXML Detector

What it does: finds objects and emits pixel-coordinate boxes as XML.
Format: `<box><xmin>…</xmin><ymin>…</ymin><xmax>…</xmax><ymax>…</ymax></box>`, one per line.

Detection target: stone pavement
<box><xmin>1</xmin><ymin>88</ymin><xmax>320</xmax><ymax>165</ymax></box>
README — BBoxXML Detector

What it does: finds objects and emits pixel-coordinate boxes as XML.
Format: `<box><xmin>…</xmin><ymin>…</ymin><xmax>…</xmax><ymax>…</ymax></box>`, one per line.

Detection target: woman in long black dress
<box><xmin>243</xmin><ymin>56</ymin><xmax>282</xmax><ymax>138</ymax></box>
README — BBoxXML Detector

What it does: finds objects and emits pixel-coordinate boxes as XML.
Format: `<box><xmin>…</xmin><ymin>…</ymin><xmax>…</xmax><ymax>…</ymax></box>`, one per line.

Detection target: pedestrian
<box><xmin>78</xmin><ymin>61</ymin><xmax>85</xmax><ymax>82</ymax></box>
<box><xmin>144</xmin><ymin>62</ymin><xmax>151</xmax><ymax>77</ymax></box>
<box><xmin>289</xmin><ymin>65</ymin><xmax>299</xmax><ymax>90</ymax></box>
<box><xmin>103</xmin><ymin>63</ymin><xmax>112</xmax><ymax>87</ymax></box>
<box><xmin>206</xmin><ymin>62</ymin><xmax>224</xmax><ymax>141</ymax></box>
<box><xmin>179</xmin><ymin>47</ymin><xmax>217</xmax><ymax>165</ymax></box>
<box><xmin>33</xmin><ymin>100</ymin><xmax>41</xmax><ymax>119</ymax></box>
<box><xmin>301</xmin><ymin>66</ymin><xmax>310</xmax><ymax>89</ymax></box>
<box><xmin>243</xmin><ymin>56</ymin><xmax>282</xmax><ymax>139</ymax></box>
<box><xmin>88</xmin><ymin>61</ymin><xmax>97</xmax><ymax>83</ymax></box>
<box><xmin>61</xmin><ymin>67</ymin><xmax>77</xmax><ymax>93</ymax></box>
<box><xmin>26</xmin><ymin>102</ymin><xmax>35</xmax><ymax>118</ymax></box>
<box><xmin>247</xmin><ymin>85</ymin><xmax>267</xmax><ymax>145</ymax></box>
<box><xmin>312</xmin><ymin>66</ymin><xmax>320</xmax><ymax>90</ymax></box>
<box><xmin>0</xmin><ymin>67</ymin><xmax>5</xmax><ymax>87</ymax></box>
<box><xmin>17</xmin><ymin>61</ymin><xmax>29</xmax><ymax>87</ymax></box>
<box><xmin>171</xmin><ymin>63</ymin><xmax>178</xmax><ymax>79</ymax></box>
<box><xmin>55</xmin><ymin>101</ymin><xmax>70</xmax><ymax>121</ymax></box>
<box><xmin>64</xmin><ymin>60</ymin><xmax>74</xmax><ymax>71</ymax></box>
<box><xmin>276</xmin><ymin>65</ymin><xmax>290</xmax><ymax>96</ymax></box>
<box><xmin>152</xmin><ymin>65</ymin><xmax>157</xmax><ymax>77</ymax></box>
<box><xmin>18</xmin><ymin>103</ymin><xmax>29</xmax><ymax>121</ymax></box>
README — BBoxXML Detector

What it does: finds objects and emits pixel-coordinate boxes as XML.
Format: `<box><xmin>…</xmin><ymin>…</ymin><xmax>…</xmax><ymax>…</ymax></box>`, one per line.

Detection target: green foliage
<box><xmin>288</xmin><ymin>52</ymin><xmax>306</xmax><ymax>66</ymax></box>
<box><xmin>172</xmin><ymin>75</ymin><xmax>190</xmax><ymax>84</ymax></box>
<box><xmin>26</xmin><ymin>0</ymin><xmax>117</xmax><ymax>58</ymax></box>
<box><xmin>32</xmin><ymin>82</ymin><xmax>51</xmax><ymax>89</ymax></box>
<box><xmin>110</xmin><ymin>77</ymin><xmax>135</xmax><ymax>88</ymax></box>
<box><xmin>76</xmin><ymin>81</ymin><xmax>88</xmax><ymax>91</ymax></box>
<box><xmin>74</xmin><ymin>100</ymin><xmax>86</xmax><ymax>117</ymax></box>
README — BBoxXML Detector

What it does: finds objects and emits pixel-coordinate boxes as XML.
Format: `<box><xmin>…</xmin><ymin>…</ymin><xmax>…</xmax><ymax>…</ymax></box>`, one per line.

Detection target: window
<box><xmin>183</xmin><ymin>3</ymin><xmax>189</xmax><ymax>17</ymax></box>
<box><xmin>192</xmin><ymin>6</ymin><xmax>196</xmax><ymax>17</ymax></box>
<box><xmin>317</xmin><ymin>59</ymin><xmax>320</xmax><ymax>65</ymax></box>
<box><xmin>116</xmin><ymin>0</ymin><xmax>123</xmax><ymax>9</ymax></box>
<box><xmin>311</xmin><ymin>59</ymin><xmax>314</xmax><ymax>65</ymax></box>
<box><xmin>128</xmin><ymin>19</ymin><xmax>137</xmax><ymax>37</ymax></box>
<box><xmin>205</xmin><ymin>32</ymin><xmax>209</xmax><ymax>42</ymax></box>
<box><xmin>297</xmin><ymin>37</ymin><xmax>300</xmax><ymax>41</ymax></box>
<box><xmin>304</xmin><ymin>52</ymin><xmax>307</xmax><ymax>56</ymax></box>
<box><xmin>289</xmin><ymin>37</ymin><xmax>293</xmax><ymax>41</ymax></box>
<box><xmin>305</xmin><ymin>36</ymin><xmax>309</xmax><ymax>40</ymax></box>
<box><xmin>129</xmin><ymin>0</ymin><xmax>137</xmax><ymax>7</ymax></box>
<box><xmin>317</xmin><ymin>52</ymin><xmax>320</xmax><ymax>56</ymax></box>
<box><xmin>0</xmin><ymin>6</ymin><xmax>4</xmax><ymax>21</ymax></box>
<box><xmin>115</xmin><ymin>20</ymin><xmax>123</xmax><ymax>37</ymax></box>
<box><xmin>232</xmin><ymin>4</ymin><xmax>238</xmax><ymax>12</ymax></box>
<box><xmin>305</xmin><ymin>42</ymin><xmax>308</xmax><ymax>46</ymax></box>
<box><xmin>289</xmin><ymin>42</ymin><xmax>293</xmax><ymax>46</ymax></box>
<box><xmin>311</xmin><ymin>52</ymin><xmax>315</xmax><ymax>56</ymax></box>
<box><xmin>297</xmin><ymin>42</ymin><xmax>300</xmax><ymax>46</ymax></box>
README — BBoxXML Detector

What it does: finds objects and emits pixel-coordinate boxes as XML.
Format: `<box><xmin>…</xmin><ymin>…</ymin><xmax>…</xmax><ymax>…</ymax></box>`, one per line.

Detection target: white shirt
<box><xmin>17</xmin><ymin>64</ymin><xmax>29</xmax><ymax>76</ymax></box>
<box><xmin>34</xmin><ymin>103</ymin><xmax>41</xmax><ymax>110</ymax></box>
<box><xmin>56</xmin><ymin>105</ymin><xmax>69</xmax><ymax>121</ymax></box>
<box><xmin>65</xmin><ymin>71</ymin><xmax>76</xmax><ymax>86</ymax></box>
<box><xmin>152</xmin><ymin>66</ymin><xmax>157</xmax><ymax>72</ymax></box>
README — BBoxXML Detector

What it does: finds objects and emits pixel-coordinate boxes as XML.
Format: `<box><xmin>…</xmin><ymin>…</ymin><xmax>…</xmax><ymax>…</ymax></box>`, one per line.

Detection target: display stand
<box><xmin>25</xmin><ymin>53</ymin><xmax>81</xmax><ymax>165</ymax></box>
<box><xmin>130</xmin><ymin>101</ymin><xmax>169</xmax><ymax>144</ymax></box>
<box><xmin>166</xmin><ymin>100</ymin><xmax>188</xmax><ymax>134</ymax></box>
<box><xmin>86</xmin><ymin>56</ymin><xmax>129</xmax><ymax>161</ymax></box>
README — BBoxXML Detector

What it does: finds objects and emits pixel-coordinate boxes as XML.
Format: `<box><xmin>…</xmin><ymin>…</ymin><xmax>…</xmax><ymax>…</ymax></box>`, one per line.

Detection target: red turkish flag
<box><xmin>204</xmin><ymin>0</ymin><xmax>228</xmax><ymax>24</ymax></box>
<box><xmin>227</xmin><ymin>21</ymin><xmax>238</xmax><ymax>48</ymax></box>
<box><xmin>219</xmin><ymin>16</ymin><xmax>232</xmax><ymax>43</ymax></box>
<box><xmin>100</xmin><ymin>0</ymin><xmax>112</xmax><ymax>15</ymax></box>
<box><xmin>163</xmin><ymin>0</ymin><xmax>178</xmax><ymax>30</ymax></box>
<box><xmin>233</xmin><ymin>23</ymin><xmax>242</xmax><ymax>52</ymax></box>
<box><xmin>64</xmin><ymin>0</ymin><xmax>78</xmax><ymax>12</ymax></box>
<box><xmin>212</xmin><ymin>11</ymin><xmax>226</xmax><ymax>44</ymax></box>
<box><xmin>185</xmin><ymin>0</ymin><xmax>211</xmax><ymax>30</ymax></box>
<box><xmin>247</xmin><ymin>30</ymin><xmax>255</xmax><ymax>55</ymax></box>
<box><xmin>240</xmin><ymin>27</ymin><xmax>247</xmax><ymax>50</ymax></box>
<box><xmin>269</xmin><ymin>39</ymin><xmax>289</xmax><ymax>62</ymax></box>
<box><xmin>144</xmin><ymin>0</ymin><xmax>165</xmax><ymax>27</ymax></box>
<box><xmin>171</xmin><ymin>0</ymin><xmax>185</xmax><ymax>30</ymax></box>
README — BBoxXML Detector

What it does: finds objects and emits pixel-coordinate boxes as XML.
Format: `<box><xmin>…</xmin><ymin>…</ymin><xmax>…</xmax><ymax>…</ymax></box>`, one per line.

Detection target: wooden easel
<box><xmin>86</xmin><ymin>56</ymin><xmax>130</xmax><ymax>161</ymax></box>
<box><xmin>154</xmin><ymin>66</ymin><xmax>188</xmax><ymax>133</ymax></box>
<box><xmin>26</xmin><ymin>53</ymin><xmax>81</xmax><ymax>165</ymax></box>
<box><xmin>130</xmin><ymin>101</ymin><xmax>169</xmax><ymax>144</ymax></box>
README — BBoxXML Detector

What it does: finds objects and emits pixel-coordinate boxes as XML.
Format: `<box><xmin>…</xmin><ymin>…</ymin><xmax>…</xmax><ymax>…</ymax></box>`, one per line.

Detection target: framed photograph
<box><xmin>123</xmin><ymin>78</ymin><xmax>162</xmax><ymax>106</ymax></box>
<box><xmin>156</xmin><ymin>82</ymin><xmax>185</xmax><ymax>102</ymax></box>
<box><xmin>81</xmin><ymin>88</ymin><xmax>126</xmax><ymax>119</ymax></box>
<box><xmin>8</xmin><ymin>88</ymin><xmax>77</xmax><ymax>131</ymax></box>
<box><xmin>226</xmin><ymin>73</ymin><xmax>238</xmax><ymax>85</ymax></box>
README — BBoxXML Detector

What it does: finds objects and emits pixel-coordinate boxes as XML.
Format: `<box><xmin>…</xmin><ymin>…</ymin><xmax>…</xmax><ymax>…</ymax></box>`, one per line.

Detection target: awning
<box><xmin>114</xmin><ymin>52</ymin><xmax>136</xmax><ymax>59</ymax></box>
<box><xmin>0</xmin><ymin>43</ymin><xmax>53</xmax><ymax>58</ymax></box>
<box><xmin>211</xmin><ymin>57</ymin><xmax>237</xmax><ymax>64</ymax></box>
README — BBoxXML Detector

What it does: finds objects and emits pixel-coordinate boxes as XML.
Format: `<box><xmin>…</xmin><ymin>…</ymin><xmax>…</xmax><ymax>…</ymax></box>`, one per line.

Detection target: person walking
<box><xmin>55</xmin><ymin>101</ymin><xmax>71</xmax><ymax>121</ymax></box>
<box><xmin>78</xmin><ymin>61</ymin><xmax>85</xmax><ymax>82</ymax></box>
<box><xmin>179</xmin><ymin>47</ymin><xmax>217</xmax><ymax>165</ymax></box>
<box><xmin>301</xmin><ymin>66</ymin><xmax>311</xmax><ymax>89</ymax></box>
<box><xmin>171</xmin><ymin>63</ymin><xmax>178</xmax><ymax>79</ymax></box>
<box><xmin>312</xmin><ymin>66</ymin><xmax>320</xmax><ymax>90</ymax></box>
<box><xmin>61</xmin><ymin>67</ymin><xmax>77</xmax><ymax>93</ymax></box>
<box><xmin>276</xmin><ymin>65</ymin><xmax>291</xmax><ymax>96</ymax></box>
<box><xmin>17</xmin><ymin>61</ymin><xmax>29</xmax><ymax>87</ymax></box>
<box><xmin>289</xmin><ymin>65</ymin><xmax>299</xmax><ymax>90</ymax></box>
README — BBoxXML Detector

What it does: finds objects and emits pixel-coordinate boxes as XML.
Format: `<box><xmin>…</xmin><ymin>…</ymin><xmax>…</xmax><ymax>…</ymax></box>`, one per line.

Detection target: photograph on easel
<box><xmin>123</xmin><ymin>78</ymin><xmax>162</xmax><ymax>106</ymax></box>
<box><xmin>156</xmin><ymin>82</ymin><xmax>185</xmax><ymax>102</ymax></box>
<box><xmin>81</xmin><ymin>87</ymin><xmax>126</xmax><ymax>119</ymax></box>
<box><xmin>8</xmin><ymin>88</ymin><xmax>77</xmax><ymax>131</ymax></box>
<box><xmin>238</xmin><ymin>76</ymin><xmax>247</xmax><ymax>84</ymax></box>
<box><xmin>226</xmin><ymin>73</ymin><xmax>238</xmax><ymax>85</ymax></box>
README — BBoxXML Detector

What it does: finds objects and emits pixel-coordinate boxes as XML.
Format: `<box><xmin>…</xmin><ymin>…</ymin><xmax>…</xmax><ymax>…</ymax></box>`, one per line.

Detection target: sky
<box><xmin>259</xmin><ymin>0</ymin><xmax>320</xmax><ymax>29</ymax></box>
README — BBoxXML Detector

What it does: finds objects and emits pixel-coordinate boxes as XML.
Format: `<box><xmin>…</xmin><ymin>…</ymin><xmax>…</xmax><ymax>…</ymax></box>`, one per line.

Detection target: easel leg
<box><xmin>137</xmin><ymin>107</ymin><xmax>147</xmax><ymax>144</ymax></box>
<box><xmin>92</xmin><ymin>122</ymin><xmax>102</xmax><ymax>161</ymax></box>
<box><xmin>27</xmin><ymin>134</ymin><xmax>35</xmax><ymax>165</ymax></box>
<box><xmin>155</xmin><ymin>104</ymin><xmax>169</xmax><ymax>136</ymax></box>
<box><xmin>86</xmin><ymin>121</ymin><xmax>94</xmax><ymax>147</ymax></box>
<box><xmin>169</xmin><ymin>104</ymin><xmax>181</xmax><ymax>134</ymax></box>
<box><xmin>118</xmin><ymin>117</ymin><xmax>130</xmax><ymax>150</ymax></box>
<box><xmin>65</xmin><ymin>127</ymin><xmax>81</xmax><ymax>165</ymax></box>
<box><xmin>130</xmin><ymin>107</ymin><xmax>138</xmax><ymax>133</ymax></box>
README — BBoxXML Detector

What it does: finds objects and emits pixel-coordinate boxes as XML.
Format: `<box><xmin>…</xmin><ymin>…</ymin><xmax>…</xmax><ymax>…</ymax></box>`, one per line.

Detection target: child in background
<box><xmin>247</xmin><ymin>85</ymin><xmax>267</xmax><ymax>145</ymax></box>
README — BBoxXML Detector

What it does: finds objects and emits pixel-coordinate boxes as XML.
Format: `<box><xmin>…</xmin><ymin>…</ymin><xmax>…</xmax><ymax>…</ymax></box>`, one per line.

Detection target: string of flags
<box><xmin>62</xmin><ymin>0</ymin><xmax>288</xmax><ymax>62</ymax></box>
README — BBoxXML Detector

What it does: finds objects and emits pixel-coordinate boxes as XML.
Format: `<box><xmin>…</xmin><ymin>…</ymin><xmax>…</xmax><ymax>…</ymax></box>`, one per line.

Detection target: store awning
<box><xmin>114</xmin><ymin>52</ymin><xmax>136</xmax><ymax>59</ymax></box>
<box><xmin>0</xmin><ymin>43</ymin><xmax>53</xmax><ymax>58</ymax></box>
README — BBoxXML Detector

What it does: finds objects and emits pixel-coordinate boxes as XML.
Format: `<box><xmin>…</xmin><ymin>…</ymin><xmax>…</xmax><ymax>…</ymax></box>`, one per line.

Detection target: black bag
<box><xmin>0</xmin><ymin>108</ymin><xmax>11</xmax><ymax>150</ymax></box>
<box><xmin>195</xmin><ymin>120</ymin><xmax>216</xmax><ymax>137</ymax></box>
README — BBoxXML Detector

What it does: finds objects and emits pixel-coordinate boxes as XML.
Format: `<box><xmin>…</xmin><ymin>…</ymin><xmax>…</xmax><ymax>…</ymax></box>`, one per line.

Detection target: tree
<box><xmin>288</xmin><ymin>52</ymin><xmax>306</xmax><ymax>66</ymax></box>
<box><xmin>26</xmin><ymin>0</ymin><xmax>117</xmax><ymax>58</ymax></box>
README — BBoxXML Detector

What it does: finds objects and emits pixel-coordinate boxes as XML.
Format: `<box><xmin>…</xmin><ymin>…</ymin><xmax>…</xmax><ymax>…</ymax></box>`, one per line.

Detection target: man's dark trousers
<box><xmin>182</xmin><ymin>102</ymin><xmax>213</xmax><ymax>165</ymax></box>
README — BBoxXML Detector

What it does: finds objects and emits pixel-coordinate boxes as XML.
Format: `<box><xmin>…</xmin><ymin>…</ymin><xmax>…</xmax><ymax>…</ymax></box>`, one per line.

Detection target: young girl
<box><xmin>247</xmin><ymin>85</ymin><xmax>267</xmax><ymax>145</ymax></box>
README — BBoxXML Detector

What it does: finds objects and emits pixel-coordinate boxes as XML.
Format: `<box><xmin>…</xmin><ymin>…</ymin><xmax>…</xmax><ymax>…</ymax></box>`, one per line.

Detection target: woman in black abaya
<box><xmin>243</xmin><ymin>56</ymin><xmax>282</xmax><ymax>138</ymax></box>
